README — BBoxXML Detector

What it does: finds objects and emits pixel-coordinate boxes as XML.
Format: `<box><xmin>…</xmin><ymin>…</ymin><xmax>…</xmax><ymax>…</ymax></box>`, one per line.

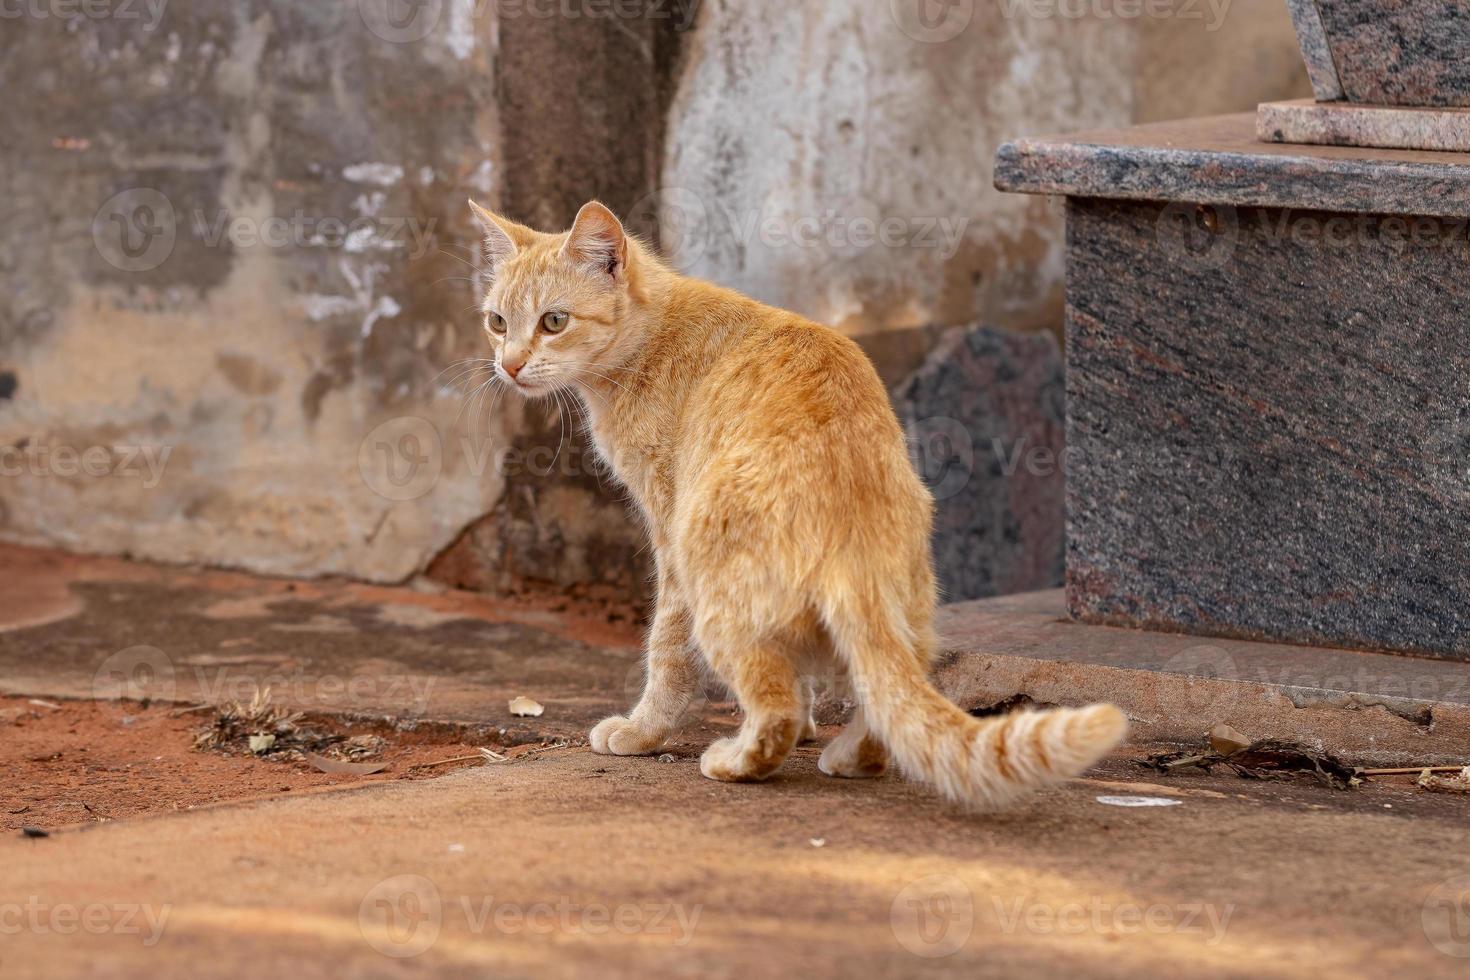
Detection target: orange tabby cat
<box><xmin>467</xmin><ymin>199</ymin><xmax>1127</xmax><ymax>808</ymax></box>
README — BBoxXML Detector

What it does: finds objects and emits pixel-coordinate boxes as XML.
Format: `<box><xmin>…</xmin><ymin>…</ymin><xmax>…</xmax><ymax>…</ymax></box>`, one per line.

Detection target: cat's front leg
<box><xmin>590</xmin><ymin>588</ymin><xmax>700</xmax><ymax>756</ymax></box>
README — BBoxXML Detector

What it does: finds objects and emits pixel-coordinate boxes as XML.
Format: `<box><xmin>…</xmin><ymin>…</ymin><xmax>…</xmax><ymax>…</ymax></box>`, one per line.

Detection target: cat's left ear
<box><xmin>563</xmin><ymin>201</ymin><xmax>628</xmax><ymax>281</ymax></box>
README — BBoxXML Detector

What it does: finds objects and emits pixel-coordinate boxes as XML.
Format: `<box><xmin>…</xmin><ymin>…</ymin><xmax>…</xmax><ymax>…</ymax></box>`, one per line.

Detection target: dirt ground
<box><xmin>1</xmin><ymin>695</ymin><xmax>503</xmax><ymax>832</ymax></box>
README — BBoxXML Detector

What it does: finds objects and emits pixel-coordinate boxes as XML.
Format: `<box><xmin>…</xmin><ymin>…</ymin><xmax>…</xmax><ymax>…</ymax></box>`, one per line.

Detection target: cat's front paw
<box><xmin>589</xmin><ymin>715</ymin><xmax>666</xmax><ymax>756</ymax></box>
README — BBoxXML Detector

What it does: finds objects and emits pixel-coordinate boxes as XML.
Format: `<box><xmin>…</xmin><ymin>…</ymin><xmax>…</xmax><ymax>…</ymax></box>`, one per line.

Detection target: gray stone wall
<box><xmin>0</xmin><ymin>0</ymin><xmax>1308</xmax><ymax>604</ymax></box>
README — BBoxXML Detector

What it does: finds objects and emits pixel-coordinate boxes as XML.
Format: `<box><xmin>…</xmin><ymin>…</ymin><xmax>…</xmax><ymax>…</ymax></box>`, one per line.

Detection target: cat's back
<box><xmin>685</xmin><ymin>294</ymin><xmax>905</xmax><ymax>453</ymax></box>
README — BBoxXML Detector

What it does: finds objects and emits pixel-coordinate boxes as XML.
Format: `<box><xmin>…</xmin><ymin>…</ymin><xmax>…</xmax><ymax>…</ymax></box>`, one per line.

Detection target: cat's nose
<box><xmin>502</xmin><ymin>356</ymin><xmax>527</xmax><ymax>379</ymax></box>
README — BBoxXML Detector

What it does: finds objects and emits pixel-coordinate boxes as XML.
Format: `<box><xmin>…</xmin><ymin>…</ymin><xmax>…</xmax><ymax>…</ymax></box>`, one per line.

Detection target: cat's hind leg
<box><xmin>818</xmin><ymin>705</ymin><xmax>889</xmax><ymax>779</ymax></box>
<box><xmin>797</xmin><ymin>675</ymin><xmax>819</xmax><ymax>744</ymax></box>
<box><xmin>698</xmin><ymin>639</ymin><xmax>805</xmax><ymax>782</ymax></box>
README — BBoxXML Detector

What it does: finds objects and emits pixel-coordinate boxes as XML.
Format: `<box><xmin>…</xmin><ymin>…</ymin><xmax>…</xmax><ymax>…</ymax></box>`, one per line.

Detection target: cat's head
<box><xmin>467</xmin><ymin>200</ymin><xmax>645</xmax><ymax>397</ymax></box>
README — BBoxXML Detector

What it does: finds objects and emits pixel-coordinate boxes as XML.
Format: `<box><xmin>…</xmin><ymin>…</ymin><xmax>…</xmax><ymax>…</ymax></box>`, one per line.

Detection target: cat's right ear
<box><xmin>468</xmin><ymin>200</ymin><xmax>519</xmax><ymax>272</ymax></box>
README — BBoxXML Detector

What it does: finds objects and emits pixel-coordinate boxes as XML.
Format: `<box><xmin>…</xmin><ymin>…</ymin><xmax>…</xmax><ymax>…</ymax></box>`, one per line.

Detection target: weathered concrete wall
<box><xmin>659</xmin><ymin>0</ymin><xmax>1310</xmax><ymax>361</ymax></box>
<box><xmin>0</xmin><ymin>2</ymin><xmax>508</xmax><ymax>582</ymax></box>
<box><xmin>0</xmin><ymin>0</ymin><xmax>1308</xmax><ymax>603</ymax></box>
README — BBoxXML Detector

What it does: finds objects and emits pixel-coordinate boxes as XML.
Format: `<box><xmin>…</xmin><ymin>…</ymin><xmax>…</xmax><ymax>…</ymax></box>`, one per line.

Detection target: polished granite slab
<box><xmin>995</xmin><ymin>113</ymin><xmax>1470</xmax><ymax>217</ymax></box>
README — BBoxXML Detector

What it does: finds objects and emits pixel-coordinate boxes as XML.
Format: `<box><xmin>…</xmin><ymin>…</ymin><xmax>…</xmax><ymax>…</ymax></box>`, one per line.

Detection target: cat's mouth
<box><xmin>502</xmin><ymin>374</ymin><xmax>547</xmax><ymax>396</ymax></box>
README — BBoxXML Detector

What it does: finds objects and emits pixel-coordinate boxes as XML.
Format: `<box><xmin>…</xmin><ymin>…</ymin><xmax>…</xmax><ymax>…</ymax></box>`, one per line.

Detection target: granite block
<box><xmin>1286</xmin><ymin>0</ymin><xmax>1345</xmax><ymax>102</ymax></box>
<box><xmin>1260</xmin><ymin>98</ymin><xmax>1470</xmax><ymax>152</ymax></box>
<box><xmin>1315</xmin><ymin>0</ymin><xmax>1470</xmax><ymax>107</ymax></box>
<box><xmin>995</xmin><ymin>114</ymin><xmax>1470</xmax><ymax>219</ymax></box>
<box><xmin>1064</xmin><ymin>196</ymin><xmax>1470</xmax><ymax>660</ymax></box>
<box><xmin>895</xmin><ymin>325</ymin><xmax>1065</xmax><ymax>604</ymax></box>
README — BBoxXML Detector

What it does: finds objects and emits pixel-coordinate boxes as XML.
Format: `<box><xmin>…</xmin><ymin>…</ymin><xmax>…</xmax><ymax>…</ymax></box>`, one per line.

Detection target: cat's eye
<box><xmin>486</xmin><ymin>312</ymin><xmax>506</xmax><ymax>335</ymax></box>
<box><xmin>541</xmin><ymin>311</ymin><xmax>569</xmax><ymax>334</ymax></box>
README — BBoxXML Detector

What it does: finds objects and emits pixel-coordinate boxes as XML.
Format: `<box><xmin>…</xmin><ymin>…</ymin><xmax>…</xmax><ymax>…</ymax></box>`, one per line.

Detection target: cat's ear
<box><xmin>563</xmin><ymin>201</ymin><xmax>627</xmax><ymax>281</ymax></box>
<box><xmin>468</xmin><ymin>200</ymin><xmax>520</xmax><ymax>271</ymax></box>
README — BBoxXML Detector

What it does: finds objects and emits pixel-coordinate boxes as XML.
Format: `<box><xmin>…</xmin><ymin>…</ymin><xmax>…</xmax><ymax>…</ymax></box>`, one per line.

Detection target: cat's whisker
<box><xmin>438</xmin><ymin>248</ymin><xmax>482</xmax><ymax>272</ymax></box>
<box><xmin>550</xmin><ymin>386</ymin><xmax>570</xmax><ymax>473</ymax></box>
<box><xmin>454</xmin><ymin>376</ymin><xmax>499</xmax><ymax>429</ymax></box>
<box><xmin>445</xmin><ymin>363</ymin><xmax>495</xmax><ymax>386</ymax></box>
<box><xmin>434</xmin><ymin>356</ymin><xmax>495</xmax><ymax>380</ymax></box>
<box><xmin>439</xmin><ymin>360</ymin><xmax>496</xmax><ymax>387</ymax></box>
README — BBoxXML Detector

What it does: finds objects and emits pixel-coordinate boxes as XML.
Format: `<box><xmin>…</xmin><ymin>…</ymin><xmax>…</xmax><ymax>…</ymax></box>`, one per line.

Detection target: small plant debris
<box><xmin>193</xmin><ymin>688</ymin><xmax>386</xmax><ymax>768</ymax></box>
<box><xmin>1416</xmin><ymin>767</ymin><xmax>1470</xmax><ymax>795</ymax></box>
<box><xmin>1142</xmin><ymin>736</ymin><xmax>1360</xmax><ymax>790</ymax></box>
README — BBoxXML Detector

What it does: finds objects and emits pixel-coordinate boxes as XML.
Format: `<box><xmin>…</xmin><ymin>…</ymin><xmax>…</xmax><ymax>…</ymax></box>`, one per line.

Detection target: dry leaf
<box><xmin>302</xmin><ymin>752</ymin><xmax>388</xmax><ymax>775</ymax></box>
<box><xmin>1208</xmin><ymin>724</ymin><xmax>1252</xmax><ymax>757</ymax></box>
<box><xmin>508</xmin><ymin>696</ymin><xmax>544</xmax><ymax>718</ymax></box>
<box><xmin>248</xmin><ymin>734</ymin><xmax>276</xmax><ymax>754</ymax></box>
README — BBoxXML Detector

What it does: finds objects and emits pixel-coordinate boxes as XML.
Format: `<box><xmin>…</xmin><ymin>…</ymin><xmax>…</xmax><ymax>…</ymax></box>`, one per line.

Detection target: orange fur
<box><xmin>468</xmin><ymin>200</ymin><xmax>1128</xmax><ymax>808</ymax></box>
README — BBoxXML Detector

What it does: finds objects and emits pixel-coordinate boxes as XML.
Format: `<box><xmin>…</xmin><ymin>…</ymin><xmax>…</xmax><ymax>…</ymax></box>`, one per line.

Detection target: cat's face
<box><xmin>470</xmin><ymin>201</ymin><xmax>632</xmax><ymax>397</ymax></box>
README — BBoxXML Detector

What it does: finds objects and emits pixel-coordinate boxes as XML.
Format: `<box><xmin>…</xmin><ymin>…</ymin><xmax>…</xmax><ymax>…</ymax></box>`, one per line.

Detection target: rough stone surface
<box><xmin>1315</xmin><ymin>0</ymin><xmax>1470</xmax><ymax>107</ymax></box>
<box><xmin>1062</xmin><ymin>195</ymin><xmax>1470</xmax><ymax>660</ymax></box>
<box><xmin>937</xmin><ymin>591</ymin><xmax>1470</xmax><ymax>767</ymax></box>
<box><xmin>659</xmin><ymin>0</ymin><xmax>1307</xmax><ymax>341</ymax></box>
<box><xmin>895</xmin><ymin>325</ymin><xmax>1065</xmax><ymax>603</ymax></box>
<box><xmin>0</xmin><ymin>544</ymin><xmax>644</xmax><ymax>740</ymax></box>
<box><xmin>1260</xmin><ymin>98</ymin><xmax>1470</xmax><ymax>152</ymax></box>
<box><xmin>9</xmin><ymin>740</ymin><xmax>1466</xmax><ymax>979</ymax></box>
<box><xmin>996</xmin><ymin>114</ymin><xmax>1470</xmax><ymax>220</ymax></box>
<box><xmin>2</xmin><ymin>546</ymin><xmax>1468</xmax><ymax>977</ymax></box>
<box><xmin>1286</xmin><ymin>0</ymin><xmax>1345</xmax><ymax>101</ymax></box>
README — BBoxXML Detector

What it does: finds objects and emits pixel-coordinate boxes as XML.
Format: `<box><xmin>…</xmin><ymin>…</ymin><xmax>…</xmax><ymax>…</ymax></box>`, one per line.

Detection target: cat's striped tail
<box><xmin>823</xmin><ymin>594</ymin><xmax>1128</xmax><ymax>809</ymax></box>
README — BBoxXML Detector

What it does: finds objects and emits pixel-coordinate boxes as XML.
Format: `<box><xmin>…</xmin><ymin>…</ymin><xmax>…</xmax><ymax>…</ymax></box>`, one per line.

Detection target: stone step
<box><xmin>936</xmin><ymin>591</ymin><xmax>1470</xmax><ymax>769</ymax></box>
<box><xmin>996</xmin><ymin>113</ymin><xmax>1470</xmax><ymax>660</ymax></box>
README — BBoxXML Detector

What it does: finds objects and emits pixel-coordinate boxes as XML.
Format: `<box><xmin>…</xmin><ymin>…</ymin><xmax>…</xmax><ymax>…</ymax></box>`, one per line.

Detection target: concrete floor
<box><xmin>2</xmin><ymin>544</ymin><xmax>1468</xmax><ymax>978</ymax></box>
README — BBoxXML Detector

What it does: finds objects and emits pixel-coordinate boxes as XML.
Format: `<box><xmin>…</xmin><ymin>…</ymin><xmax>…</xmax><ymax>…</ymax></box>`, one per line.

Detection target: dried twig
<box><xmin>409</xmin><ymin>747</ymin><xmax>508</xmax><ymax>769</ymax></box>
<box><xmin>1358</xmin><ymin>765</ymin><xmax>1468</xmax><ymax>776</ymax></box>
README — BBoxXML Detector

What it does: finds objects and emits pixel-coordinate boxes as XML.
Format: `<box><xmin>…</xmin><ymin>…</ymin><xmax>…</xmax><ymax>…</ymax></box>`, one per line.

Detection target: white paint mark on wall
<box><xmin>301</xmin><ymin>294</ymin><xmax>360</xmax><ymax>322</ymax></box>
<box><xmin>468</xmin><ymin>160</ymin><xmax>494</xmax><ymax>193</ymax></box>
<box><xmin>343</xmin><ymin>163</ymin><xmax>404</xmax><ymax>186</ymax></box>
<box><xmin>446</xmin><ymin>0</ymin><xmax>476</xmax><ymax>60</ymax></box>
<box><xmin>344</xmin><ymin>226</ymin><xmax>402</xmax><ymax>254</ymax></box>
